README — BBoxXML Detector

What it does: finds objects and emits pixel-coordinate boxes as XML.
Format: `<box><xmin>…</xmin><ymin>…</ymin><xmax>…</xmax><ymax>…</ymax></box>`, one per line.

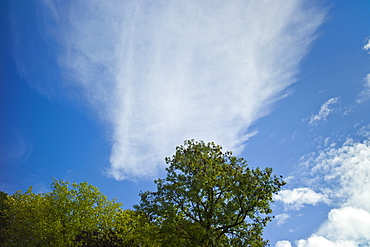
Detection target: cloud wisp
<box><xmin>39</xmin><ymin>0</ymin><xmax>326</xmax><ymax>180</ymax></box>
<box><xmin>356</xmin><ymin>74</ymin><xmax>370</xmax><ymax>104</ymax></box>
<box><xmin>356</xmin><ymin>40</ymin><xmax>370</xmax><ymax>103</ymax></box>
<box><xmin>363</xmin><ymin>38</ymin><xmax>370</xmax><ymax>53</ymax></box>
<box><xmin>275</xmin><ymin>213</ymin><xmax>290</xmax><ymax>226</ymax></box>
<box><xmin>309</xmin><ymin>97</ymin><xmax>340</xmax><ymax>126</ymax></box>
<box><xmin>0</xmin><ymin>128</ymin><xmax>33</xmax><ymax>165</ymax></box>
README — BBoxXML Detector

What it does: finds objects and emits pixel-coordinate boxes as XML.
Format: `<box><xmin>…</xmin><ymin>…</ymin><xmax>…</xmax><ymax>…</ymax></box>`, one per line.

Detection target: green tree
<box><xmin>0</xmin><ymin>191</ymin><xmax>10</xmax><ymax>245</ymax></box>
<box><xmin>74</xmin><ymin>209</ymin><xmax>156</xmax><ymax>246</ymax></box>
<box><xmin>3</xmin><ymin>180</ymin><xmax>128</xmax><ymax>246</ymax></box>
<box><xmin>135</xmin><ymin>140</ymin><xmax>286</xmax><ymax>246</ymax></box>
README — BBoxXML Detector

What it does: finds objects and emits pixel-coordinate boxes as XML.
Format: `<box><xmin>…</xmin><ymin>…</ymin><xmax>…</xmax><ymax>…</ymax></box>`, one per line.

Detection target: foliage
<box><xmin>74</xmin><ymin>209</ymin><xmax>155</xmax><ymax>246</ymax></box>
<box><xmin>135</xmin><ymin>140</ymin><xmax>286</xmax><ymax>246</ymax></box>
<box><xmin>0</xmin><ymin>191</ymin><xmax>10</xmax><ymax>245</ymax></box>
<box><xmin>2</xmin><ymin>140</ymin><xmax>285</xmax><ymax>246</ymax></box>
<box><xmin>3</xmin><ymin>180</ymin><xmax>126</xmax><ymax>246</ymax></box>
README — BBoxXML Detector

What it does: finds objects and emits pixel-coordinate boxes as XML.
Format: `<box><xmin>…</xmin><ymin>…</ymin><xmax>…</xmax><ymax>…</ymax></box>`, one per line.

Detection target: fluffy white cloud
<box><xmin>296</xmin><ymin>235</ymin><xmax>357</xmax><ymax>247</ymax></box>
<box><xmin>276</xmin><ymin>240</ymin><xmax>293</xmax><ymax>247</ymax></box>
<box><xmin>309</xmin><ymin>139</ymin><xmax>370</xmax><ymax>210</ymax></box>
<box><xmin>280</xmin><ymin>235</ymin><xmax>358</xmax><ymax>247</ymax></box>
<box><xmin>34</xmin><ymin>0</ymin><xmax>326</xmax><ymax>180</ymax></box>
<box><xmin>317</xmin><ymin>207</ymin><xmax>370</xmax><ymax>242</ymax></box>
<box><xmin>288</xmin><ymin>137</ymin><xmax>370</xmax><ymax>245</ymax></box>
<box><xmin>309</xmin><ymin>97</ymin><xmax>340</xmax><ymax>126</ymax></box>
<box><xmin>274</xmin><ymin>188</ymin><xmax>328</xmax><ymax>210</ymax></box>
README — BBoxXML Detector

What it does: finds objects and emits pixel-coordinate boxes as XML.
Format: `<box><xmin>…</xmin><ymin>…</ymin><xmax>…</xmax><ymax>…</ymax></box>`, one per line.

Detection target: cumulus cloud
<box><xmin>284</xmin><ymin>136</ymin><xmax>370</xmax><ymax>246</ymax></box>
<box><xmin>274</xmin><ymin>188</ymin><xmax>328</xmax><ymax>210</ymax></box>
<box><xmin>296</xmin><ymin>235</ymin><xmax>357</xmax><ymax>247</ymax></box>
<box><xmin>30</xmin><ymin>0</ymin><xmax>326</xmax><ymax>180</ymax></box>
<box><xmin>308</xmin><ymin>138</ymin><xmax>370</xmax><ymax>210</ymax></box>
<box><xmin>317</xmin><ymin>207</ymin><xmax>370</xmax><ymax>243</ymax></box>
<box><xmin>309</xmin><ymin>97</ymin><xmax>340</xmax><ymax>126</ymax></box>
<box><xmin>276</xmin><ymin>240</ymin><xmax>293</xmax><ymax>247</ymax></box>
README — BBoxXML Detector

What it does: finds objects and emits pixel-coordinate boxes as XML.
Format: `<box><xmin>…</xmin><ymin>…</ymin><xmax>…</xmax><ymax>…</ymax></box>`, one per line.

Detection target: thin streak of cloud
<box><xmin>36</xmin><ymin>0</ymin><xmax>326</xmax><ymax>180</ymax></box>
<box><xmin>309</xmin><ymin>97</ymin><xmax>340</xmax><ymax>126</ymax></box>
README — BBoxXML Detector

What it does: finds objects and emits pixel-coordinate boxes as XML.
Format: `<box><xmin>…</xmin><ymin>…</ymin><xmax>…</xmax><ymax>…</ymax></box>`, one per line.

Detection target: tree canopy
<box><xmin>1</xmin><ymin>140</ymin><xmax>285</xmax><ymax>246</ymax></box>
<box><xmin>135</xmin><ymin>140</ymin><xmax>285</xmax><ymax>246</ymax></box>
<box><xmin>1</xmin><ymin>180</ymin><xmax>146</xmax><ymax>246</ymax></box>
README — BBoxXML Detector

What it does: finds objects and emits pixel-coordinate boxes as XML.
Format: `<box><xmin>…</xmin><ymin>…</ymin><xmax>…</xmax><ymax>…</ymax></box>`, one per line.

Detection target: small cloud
<box><xmin>275</xmin><ymin>213</ymin><xmax>290</xmax><ymax>225</ymax></box>
<box><xmin>363</xmin><ymin>38</ymin><xmax>370</xmax><ymax>53</ymax></box>
<box><xmin>274</xmin><ymin>188</ymin><xmax>329</xmax><ymax>210</ymax></box>
<box><xmin>356</xmin><ymin>74</ymin><xmax>370</xmax><ymax>103</ymax></box>
<box><xmin>309</xmin><ymin>97</ymin><xmax>340</xmax><ymax>126</ymax></box>
<box><xmin>275</xmin><ymin>240</ymin><xmax>292</xmax><ymax>247</ymax></box>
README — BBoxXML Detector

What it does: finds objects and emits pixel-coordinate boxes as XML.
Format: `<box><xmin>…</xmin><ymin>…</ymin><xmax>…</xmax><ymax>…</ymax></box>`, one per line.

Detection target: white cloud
<box><xmin>363</xmin><ymin>38</ymin><xmax>370</xmax><ymax>53</ymax></box>
<box><xmin>309</xmin><ymin>139</ymin><xmax>370</xmax><ymax>210</ymax></box>
<box><xmin>357</xmin><ymin>124</ymin><xmax>370</xmax><ymax>138</ymax></box>
<box><xmin>288</xmin><ymin>137</ymin><xmax>370</xmax><ymax>245</ymax></box>
<box><xmin>357</xmin><ymin>39</ymin><xmax>370</xmax><ymax>103</ymax></box>
<box><xmin>317</xmin><ymin>207</ymin><xmax>370</xmax><ymax>242</ymax></box>
<box><xmin>309</xmin><ymin>97</ymin><xmax>340</xmax><ymax>126</ymax></box>
<box><xmin>296</xmin><ymin>235</ymin><xmax>357</xmax><ymax>247</ymax></box>
<box><xmin>35</xmin><ymin>0</ymin><xmax>326</xmax><ymax>180</ymax></box>
<box><xmin>276</xmin><ymin>240</ymin><xmax>293</xmax><ymax>247</ymax></box>
<box><xmin>356</xmin><ymin>74</ymin><xmax>370</xmax><ymax>103</ymax></box>
<box><xmin>275</xmin><ymin>213</ymin><xmax>290</xmax><ymax>225</ymax></box>
<box><xmin>274</xmin><ymin>188</ymin><xmax>328</xmax><ymax>210</ymax></box>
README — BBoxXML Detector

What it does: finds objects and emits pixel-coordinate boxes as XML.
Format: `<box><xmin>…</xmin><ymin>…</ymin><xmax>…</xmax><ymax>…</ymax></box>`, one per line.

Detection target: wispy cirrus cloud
<box><xmin>309</xmin><ymin>97</ymin><xmax>340</xmax><ymax>126</ymax></box>
<box><xmin>23</xmin><ymin>0</ymin><xmax>326</xmax><ymax>180</ymax></box>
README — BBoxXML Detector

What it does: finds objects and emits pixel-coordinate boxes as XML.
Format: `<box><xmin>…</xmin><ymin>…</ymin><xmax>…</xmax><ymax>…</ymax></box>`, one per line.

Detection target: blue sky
<box><xmin>2</xmin><ymin>0</ymin><xmax>370</xmax><ymax>246</ymax></box>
